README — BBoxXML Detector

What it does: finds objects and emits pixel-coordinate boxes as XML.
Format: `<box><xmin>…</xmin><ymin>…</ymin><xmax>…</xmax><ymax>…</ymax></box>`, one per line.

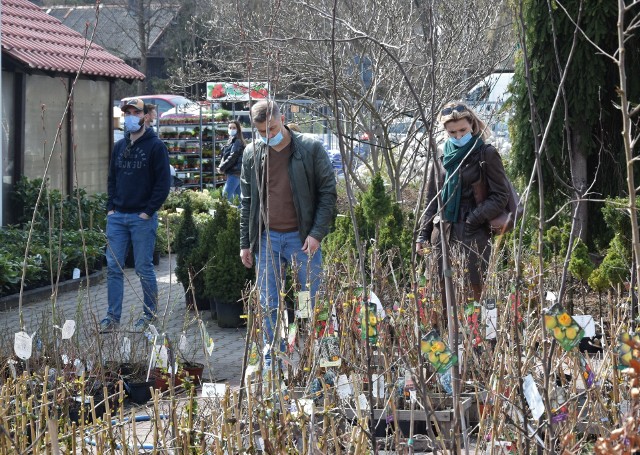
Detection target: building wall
<box><xmin>1</xmin><ymin>74</ymin><xmax>111</xmax><ymax>224</ymax></box>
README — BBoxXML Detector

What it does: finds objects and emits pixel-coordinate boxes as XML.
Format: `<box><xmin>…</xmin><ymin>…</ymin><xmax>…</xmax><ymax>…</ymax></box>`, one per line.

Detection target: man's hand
<box><xmin>138</xmin><ymin>213</ymin><xmax>150</xmax><ymax>220</ymax></box>
<box><xmin>302</xmin><ymin>236</ymin><xmax>320</xmax><ymax>256</ymax></box>
<box><xmin>240</xmin><ymin>248</ymin><xmax>253</xmax><ymax>268</ymax></box>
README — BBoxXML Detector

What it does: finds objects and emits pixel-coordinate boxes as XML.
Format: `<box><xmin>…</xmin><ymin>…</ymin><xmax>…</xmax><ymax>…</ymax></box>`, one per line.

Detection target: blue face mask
<box><xmin>124</xmin><ymin>114</ymin><xmax>143</xmax><ymax>133</ymax></box>
<box><xmin>449</xmin><ymin>132</ymin><xmax>473</xmax><ymax>147</ymax></box>
<box><xmin>259</xmin><ymin>129</ymin><xmax>284</xmax><ymax>147</ymax></box>
<box><xmin>228</xmin><ymin>128</ymin><xmax>237</xmax><ymax>136</ymax></box>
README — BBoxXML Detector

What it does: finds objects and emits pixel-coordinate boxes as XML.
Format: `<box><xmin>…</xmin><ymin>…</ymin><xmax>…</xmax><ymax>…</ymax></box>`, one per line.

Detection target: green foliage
<box><xmin>568</xmin><ymin>239</ymin><xmax>594</xmax><ymax>282</ymax></box>
<box><xmin>204</xmin><ymin>199</ymin><xmax>253</xmax><ymax>303</ymax></box>
<box><xmin>601</xmin><ymin>197</ymin><xmax>639</xmax><ymax>248</ymax></box>
<box><xmin>508</xmin><ymin>0</ymin><xmax>636</xmax><ymax>246</ymax></box>
<box><xmin>593</xmin><ymin>234</ymin><xmax>630</xmax><ymax>289</ymax></box>
<box><xmin>11</xmin><ymin>177</ymin><xmax>107</xmax><ymax>231</ymax></box>
<box><xmin>543</xmin><ymin>224</ymin><xmax>569</xmax><ymax>261</ymax></box>
<box><xmin>587</xmin><ymin>266</ymin><xmax>608</xmax><ymax>293</ymax></box>
<box><xmin>361</xmin><ymin>173</ymin><xmax>392</xmax><ymax>230</ymax></box>
<box><xmin>174</xmin><ymin>203</ymin><xmax>199</xmax><ymax>288</ymax></box>
<box><xmin>162</xmin><ymin>190</ymin><xmax>214</xmax><ymax>214</ymax></box>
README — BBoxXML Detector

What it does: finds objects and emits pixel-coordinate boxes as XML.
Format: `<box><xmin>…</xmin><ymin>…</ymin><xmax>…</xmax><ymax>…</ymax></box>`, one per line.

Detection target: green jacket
<box><xmin>240</xmin><ymin>131</ymin><xmax>337</xmax><ymax>252</ymax></box>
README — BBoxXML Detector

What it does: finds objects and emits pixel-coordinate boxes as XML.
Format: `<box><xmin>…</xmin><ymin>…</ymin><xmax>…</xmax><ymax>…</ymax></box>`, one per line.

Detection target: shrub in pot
<box><xmin>174</xmin><ymin>203</ymin><xmax>199</xmax><ymax>308</ymax></box>
<box><xmin>204</xmin><ymin>199</ymin><xmax>253</xmax><ymax>328</ymax></box>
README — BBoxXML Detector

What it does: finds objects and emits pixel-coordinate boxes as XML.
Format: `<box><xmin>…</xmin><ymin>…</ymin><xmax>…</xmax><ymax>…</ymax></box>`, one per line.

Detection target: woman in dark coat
<box><xmin>416</xmin><ymin>102</ymin><xmax>509</xmax><ymax>306</ymax></box>
<box><xmin>218</xmin><ymin>120</ymin><xmax>246</xmax><ymax>203</ymax></box>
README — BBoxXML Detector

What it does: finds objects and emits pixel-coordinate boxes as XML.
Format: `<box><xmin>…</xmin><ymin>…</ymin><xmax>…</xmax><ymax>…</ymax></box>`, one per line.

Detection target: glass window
<box><xmin>2</xmin><ymin>72</ymin><xmax>15</xmax><ymax>225</ymax></box>
<box><xmin>24</xmin><ymin>75</ymin><xmax>68</xmax><ymax>192</ymax></box>
<box><xmin>72</xmin><ymin>79</ymin><xmax>110</xmax><ymax>194</ymax></box>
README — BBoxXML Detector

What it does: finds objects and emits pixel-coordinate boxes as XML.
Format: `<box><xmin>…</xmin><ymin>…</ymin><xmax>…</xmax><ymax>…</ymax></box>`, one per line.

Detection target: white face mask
<box><xmin>228</xmin><ymin>128</ymin><xmax>238</xmax><ymax>136</ymax></box>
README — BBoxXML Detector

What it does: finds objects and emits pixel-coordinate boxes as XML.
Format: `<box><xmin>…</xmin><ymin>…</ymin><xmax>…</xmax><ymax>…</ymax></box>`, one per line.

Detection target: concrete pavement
<box><xmin>0</xmin><ymin>255</ymin><xmax>246</xmax><ymax>387</ymax></box>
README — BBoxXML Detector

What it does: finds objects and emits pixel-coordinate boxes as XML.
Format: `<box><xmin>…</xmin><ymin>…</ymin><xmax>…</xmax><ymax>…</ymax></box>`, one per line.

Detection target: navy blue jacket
<box><xmin>107</xmin><ymin>127</ymin><xmax>171</xmax><ymax>217</ymax></box>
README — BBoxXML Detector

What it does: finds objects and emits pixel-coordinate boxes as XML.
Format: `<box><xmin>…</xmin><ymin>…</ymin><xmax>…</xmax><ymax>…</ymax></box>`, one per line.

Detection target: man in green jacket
<box><xmin>240</xmin><ymin>100</ymin><xmax>337</xmax><ymax>368</ymax></box>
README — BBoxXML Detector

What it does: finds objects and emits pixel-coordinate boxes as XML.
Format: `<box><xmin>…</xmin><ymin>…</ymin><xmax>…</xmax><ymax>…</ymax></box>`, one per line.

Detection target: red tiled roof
<box><xmin>1</xmin><ymin>0</ymin><xmax>144</xmax><ymax>80</ymax></box>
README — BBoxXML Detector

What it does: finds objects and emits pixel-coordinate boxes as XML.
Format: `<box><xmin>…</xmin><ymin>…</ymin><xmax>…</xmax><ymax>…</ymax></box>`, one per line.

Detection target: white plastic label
<box><xmin>371</xmin><ymin>373</ymin><xmax>385</xmax><ymax>399</ymax></box>
<box><xmin>358</xmin><ymin>393</ymin><xmax>370</xmax><ymax>412</ymax></box>
<box><xmin>179</xmin><ymin>332</ymin><xmax>188</xmax><ymax>352</ymax></box>
<box><xmin>572</xmin><ymin>315</ymin><xmax>595</xmax><ymax>338</ymax></box>
<box><xmin>296</xmin><ymin>291</ymin><xmax>311</xmax><ymax>319</ymax></box>
<box><xmin>202</xmin><ymin>382</ymin><xmax>227</xmax><ymax>398</ymax></box>
<box><xmin>61</xmin><ymin>320</ymin><xmax>76</xmax><ymax>339</ymax></box>
<box><xmin>523</xmin><ymin>374</ymin><xmax>545</xmax><ymax>420</ymax></box>
<box><xmin>14</xmin><ymin>331</ymin><xmax>32</xmax><ymax>360</ymax></box>
<box><xmin>337</xmin><ymin>374</ymin><xmax>352</xmax><ymax>399</ymax></box>
<box><xmin>369</xmin><ymin>291</ymin><xmax>386</xmax><ymax>318</ymax></box>
<box><xmin>72</xmin><ymin>268</ymin><xmax>81</xmax><ymax>280</ymax></box>
<box><xmin>121</xmin><ymin>337</ymin><xmax>131</xmax><ymax>361</ymax></box>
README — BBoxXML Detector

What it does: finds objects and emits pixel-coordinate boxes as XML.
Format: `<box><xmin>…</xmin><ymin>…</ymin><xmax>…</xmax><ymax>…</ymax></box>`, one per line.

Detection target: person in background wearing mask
<box><xmin>144</xmin><ymin>103</ymin><xmax>157</xmax><ymax>130</ymax></box>
<box><xmin>240</xmin><ymin>100</ymin><xmax>337</xmax><ymax>371</ymax></box>
<box><xmin>416</xmin><ymin>102</ymin><xmax>509</xmax><ymax>327</ymax></box>
<box><xmin>101</xmin><ymin>98</ymin><xmax>171</xmax><ymax>332</ymax></box>
<box><xmin>217</xmin><ymin>120</ymin><xmax>245</xmax><ymax>203</ymax></box>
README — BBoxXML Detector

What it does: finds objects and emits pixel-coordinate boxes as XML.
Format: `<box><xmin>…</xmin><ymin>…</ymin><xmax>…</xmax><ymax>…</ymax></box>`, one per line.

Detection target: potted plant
<box><xmin>174</xmin><ymin>202</ymin><xmax>199</xmax><ymax>308</ymax></box>
<box><xmin>204</xmin><ymin>198</ymin><xmax>253</xmax><ymax>328</ymax></box>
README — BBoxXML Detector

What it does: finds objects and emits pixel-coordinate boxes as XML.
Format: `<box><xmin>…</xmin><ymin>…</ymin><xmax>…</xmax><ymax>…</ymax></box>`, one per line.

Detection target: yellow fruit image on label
<box><xmin>557</xmin><ymin>313</ymin><xmax>572</xmax><ymax>327</ymax></box>
<box><xmin>553</xmin><ymin>327</ymin><xmax>565</xmax><ymax>340</ymax></box>
<box><xmin>565</xmin><ymin>327</ymin><xmax>578</xmax><ymax>340</ymax></box>
<box><xmin>544</xmin><ymin>315</ymin><xmax>557</xmax><ymax>330</ymax></box>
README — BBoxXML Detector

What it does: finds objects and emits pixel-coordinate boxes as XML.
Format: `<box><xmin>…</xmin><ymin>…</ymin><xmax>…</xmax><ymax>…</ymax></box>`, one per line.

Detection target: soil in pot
<box><xmin>151</xmin><ymin>367</ymin><xmax>183</xmax><ymax>392</ymax></box>
<box><xmin>181</xmin><ymin>362</ymin><xmax>205</xmax><ymax>385</ymax></box>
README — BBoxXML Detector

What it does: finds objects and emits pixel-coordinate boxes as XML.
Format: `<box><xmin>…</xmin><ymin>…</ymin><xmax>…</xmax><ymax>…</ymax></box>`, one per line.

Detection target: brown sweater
<box><xmin>267</xmin><ymin>143</ymin><xmax>298</xmax><ymax>231</ymax></box>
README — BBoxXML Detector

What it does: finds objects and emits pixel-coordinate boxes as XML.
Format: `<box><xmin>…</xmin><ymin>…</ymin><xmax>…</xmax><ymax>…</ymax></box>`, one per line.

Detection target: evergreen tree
<box><xmin>509</xmin><ymin>0</ymin><xmax>639</xmax><ymax>245</ymax></box>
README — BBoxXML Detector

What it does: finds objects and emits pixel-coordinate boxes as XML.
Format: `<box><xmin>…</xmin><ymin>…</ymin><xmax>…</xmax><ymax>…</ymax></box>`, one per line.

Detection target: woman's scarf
<box><xmin>441</xmin><ymin>135</ymin><xmax>484</xmax><ymax>222</ymax></box>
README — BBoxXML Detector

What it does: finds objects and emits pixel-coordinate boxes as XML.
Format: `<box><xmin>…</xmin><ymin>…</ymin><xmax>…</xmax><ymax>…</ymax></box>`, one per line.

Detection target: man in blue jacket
<box><xmin>101</xmin><ymin>98</ymin><xmax>171</xmax><ymax>332</ymax></box>
<box><xmin>240</xmin><ymin>100</ymin><xmax>337</xmax><ymax>368</ymax></box>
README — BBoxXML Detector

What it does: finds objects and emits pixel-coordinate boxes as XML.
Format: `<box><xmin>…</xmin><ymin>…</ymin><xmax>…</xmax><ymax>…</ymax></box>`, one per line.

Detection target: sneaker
<box><xmin>99</xmin><ymin>318</ymin><xmax>119</xmax><ymax>333</ymax></box>
<box><xmin>134</xmin><ymin>317</ymin><xmax>156</xmax><ymax>331</ymax></box>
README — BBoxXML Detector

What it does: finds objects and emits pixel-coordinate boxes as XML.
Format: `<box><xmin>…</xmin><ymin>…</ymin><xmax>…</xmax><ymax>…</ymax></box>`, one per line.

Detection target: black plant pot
<box><xmin>215</xmin><ymin>298</ymin><xmax>244</xmax><ymax>328</ymax></box>
<box><xmin>125</xmin><ymin>379</ymin><xmax>154</xmax><ymax>404</ymax></box>
<box><xmin>194</xmin><ymin>294</ymin><xmax>211</xmax><ymax>312</ymax></box>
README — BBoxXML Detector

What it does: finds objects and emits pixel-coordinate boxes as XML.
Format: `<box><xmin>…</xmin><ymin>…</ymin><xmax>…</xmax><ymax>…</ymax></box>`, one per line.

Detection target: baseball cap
<box><xmin>121</xmin><ymin>98</ymin><xmax>146</xmax><ymax>112</ymax></box>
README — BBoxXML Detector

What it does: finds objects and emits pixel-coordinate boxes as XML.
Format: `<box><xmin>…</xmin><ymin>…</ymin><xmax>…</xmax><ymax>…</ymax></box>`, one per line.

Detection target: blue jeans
<box><xmin>105</xmin><ymin>211</ymin><xmax>159</xmax><ymax>322</ymax></box>
<box><xmin>257</xmin><ymin>230</ymin><xmax>323</xmax><ymax>365</ymax></box>
<box><xmin>223</xmin><ymin>174</ymin><xmax>241</xmax><ymax>204</ymax></box>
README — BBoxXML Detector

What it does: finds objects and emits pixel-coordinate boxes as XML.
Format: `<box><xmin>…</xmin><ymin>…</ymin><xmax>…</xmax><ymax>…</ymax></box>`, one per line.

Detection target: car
<box><xmin>120</xmin><ymin>94</ymin><xmax>197</xmax><ymax>117</ymax></box>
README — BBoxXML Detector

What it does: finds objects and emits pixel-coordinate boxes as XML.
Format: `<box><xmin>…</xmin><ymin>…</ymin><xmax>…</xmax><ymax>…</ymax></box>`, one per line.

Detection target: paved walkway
<box><xmin>0</xmin><ymin>255</ymin><xmax>246</xmax><ymax>387</ymax></box>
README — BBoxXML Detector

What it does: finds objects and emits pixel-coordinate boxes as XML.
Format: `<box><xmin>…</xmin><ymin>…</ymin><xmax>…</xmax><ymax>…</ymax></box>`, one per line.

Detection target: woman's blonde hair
<box><xmin>439</xmin><ymin>102</ymin><xmax>491</xmax><ymax>141</ymax></box>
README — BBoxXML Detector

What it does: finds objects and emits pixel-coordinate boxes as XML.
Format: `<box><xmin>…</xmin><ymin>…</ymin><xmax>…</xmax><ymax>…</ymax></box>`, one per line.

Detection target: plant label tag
<box><xmin>254</xmin><ymin>435</ymin><xmax>265</xmax><ymax>450</ymax></box>
<box><xmin>147</xmin><ymin>324</ymin><xmax>159</xmax><ymax>338</ymax></box>
<box><xmin>572</xmin><ymin>315</ymin><xmax>595</xmax><ymax>338</ymax></box>
<box><xmin>371</xmin><ymin>373</ymin><xmax>385</xmax><ymax>399</ymax></box>
<box><xmin>202</xmin><ymin>382</ymin><xmax>227</xmax><ymax>398</ymax></box>
<box><xmin>61</xmin><ymin>354</ymin><xmax>69</xmax><ymax>365</ymax></box>
<box><xmin>74</xmin><ymin>359</ymin><xmax>84</xmax><ymax>376</ymax></box>
<box><xmin>369</xmin><ymin>291</ymin><xmax>386</xmax><ymax>318</ymax></box>
<box><xmin>121</xmin><ymin>337</ymin><xmax>131</xmax><ymax>361</ymax></box>
<box><xmin>545</xmin><ymin>291</ymin><xmax>557</xmax><ymax>302</ymax></box>
<box><xmin>158</xmin><ymin>345</ymin><xmax>169</xmax><ymax>368</ymax></box>
<box><xmin>337</xmin><ymin>374</ymin><xmax>352</xmax><ymax>399</ymax></box>
<box><xmin>296</xmin><ymin>291</ymin><xmax>311</xmax><ymax>319</ymax></box>
<box><xmin>523</xmin><ymin>374</ymin><xmax>545</xmax><ymax>420</ymax></box>
<box><xmin>7</xmin><ymin>360</ymin><xmax>17</xmax><ymax>379</ymax></box>
<box><xmin>14</xmin><ymin>331</ymin><xmax>32</xmax><ymax>360</ymax></box>
<box><xmin>72</xmin><ymin>268</ymin><xmax>81</xmax><ymax>280</ymax></box>
<box><xmin>299</xmin><ymin>398</ymin><xmax>314</xmax><ymax>416</ymax></box>
<box><xmin>484</xmin><ymin>298</ymin><xmax>498</xmax><ymax>340</ymax></box>
<box><xmin>199</xmin><ymin>321</ymin><xmax>214</xmax><ymax>355</ymax></box>
<box><xmin>179</xmin><ymin>333</ymin><xmax>188</xmax><ymax>352</ymax></box>
<box><xmin>61</xmin><ymin>320</ymin><xmax>76</xmax><ymax>340</ymax></box>
<box><xmin>358</xmin><ymin>393</ymin><xmax>370</xmax><ymax>412</ymax></box>
<box><xmin>410</xmin><ymin>390</ymin><xmax>417</xmax><ymax>403</ymax></box>
<box><xmin>319</xmin><ymin>336</ymin><xmax>341</xmax><ymax>368</ymax></box>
